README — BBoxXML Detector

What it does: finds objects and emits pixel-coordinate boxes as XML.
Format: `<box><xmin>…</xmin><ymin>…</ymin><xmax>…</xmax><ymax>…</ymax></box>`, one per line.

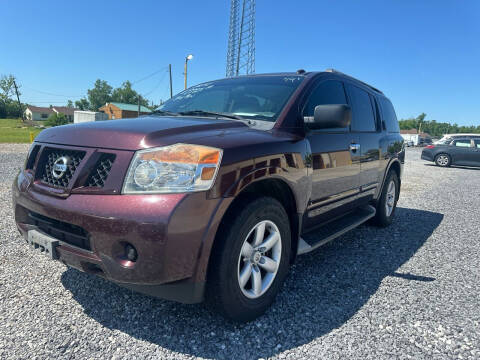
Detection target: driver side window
<box><xmin>303</xmin><ymin>80</ymin><xmax>348</xmax><ymax>131</ymax></box>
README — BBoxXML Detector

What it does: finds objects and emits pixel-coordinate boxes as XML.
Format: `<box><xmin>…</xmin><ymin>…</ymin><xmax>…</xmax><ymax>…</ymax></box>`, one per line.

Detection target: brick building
<box><xmin>98</xmin><ymin>102</ymin><xmax>152</xmax><ymax>119</ymax></box>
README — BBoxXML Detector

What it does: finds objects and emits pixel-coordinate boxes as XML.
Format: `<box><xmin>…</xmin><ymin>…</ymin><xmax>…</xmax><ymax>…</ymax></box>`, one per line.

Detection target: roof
<box><xmin>225</xmin><ymin>69</ymin><xmax>384</xmax><ymax>95</ymax></box>
<box><xmin>324</xmin><ymin>69</ymin><xmax>384</xmax><ymax>94</ymax></box>
<box><xmin>102</xmin><ymin>102</ymin><xmax>152</xmax><ymax>113</ymax></box>
<box><xmin>400</xmin><ymin>129</ymin><xmax>419</xmax><ymax>134</ymax></box>
<box><xmin>442</xmin><ymin>133</ymin><xmax>480</xmax><ymax>137</ymax></box>
<box><xmin>52</xmin><ymin>106</ymin><xmax>78</xmax><ymax>116</ymax></box>
<box><xmin>25</xmin><ymin>105</ymin><xmax>54</xmax><ymax>114</ymax></box>
<box><xmin>400</xmin><ymin>129</ymin><xmax>431</xmax><ymax>137</ymax></box>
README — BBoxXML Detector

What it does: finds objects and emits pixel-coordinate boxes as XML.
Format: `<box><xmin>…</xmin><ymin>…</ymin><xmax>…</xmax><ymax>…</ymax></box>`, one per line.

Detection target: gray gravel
<box><xmin>1</xmin><ymin>144</ymin><xmax>479</xmax><ymax>359</ymax></box>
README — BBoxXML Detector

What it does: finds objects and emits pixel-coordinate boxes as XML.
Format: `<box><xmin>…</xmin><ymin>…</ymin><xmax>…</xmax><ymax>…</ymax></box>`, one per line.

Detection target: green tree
<box><xmin>66</xmin><ymin>100</ymin><xmax>74</xmax><ymax>108</ymax></box>
<box><xmin>0</xmin><ymin>74</ymin><xmax>17</xmax><ymax>102</ymax></box>
<box><xmin>0</xmin><ymin>74</ymin><xmax>25</xmax><ymax>118</ymax></box>
<box><xmin>111</xmin><ymin>81</ymin><xmax>149</xmax><ymax>107</ymax></box>
<box><xmin>75</xmin><ymin>98</ymin><xmax>90</xmax><ymax>110</ymax></box>
<box><xmin>416</xmin><ymin>113</ymin><xmax>426</xmax><ymax>132</ymax></box>
<box><xmin>87</xmin><ymin>79</ymin><xmax>113</xmax><ymax>111</ymax></box>
<box><xmin>45</xmin><ymin>112</ymin><xmax>69</xmax><ymax>127</ymax></box>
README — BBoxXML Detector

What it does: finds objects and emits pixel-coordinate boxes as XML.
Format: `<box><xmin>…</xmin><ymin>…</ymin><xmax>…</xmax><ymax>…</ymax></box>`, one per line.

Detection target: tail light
<box><xmin>425</xmin><ymin>145</ymin><xmax>435</xmax><ymax>149</ymax></box>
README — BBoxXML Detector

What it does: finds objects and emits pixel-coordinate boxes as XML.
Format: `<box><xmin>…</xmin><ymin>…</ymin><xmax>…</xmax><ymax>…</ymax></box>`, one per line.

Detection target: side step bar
<box><xmin>297</xmin><ymin>205</ymin><xmax>376</xmax><ymax>255</ymax></box>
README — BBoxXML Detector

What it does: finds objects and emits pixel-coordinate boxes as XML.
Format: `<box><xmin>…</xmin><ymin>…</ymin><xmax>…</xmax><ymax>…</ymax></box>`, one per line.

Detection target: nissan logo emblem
<box><xmin>52</xmin><ymin>156</ymin><xmax>70</xmax><ymax>179</ymax></box>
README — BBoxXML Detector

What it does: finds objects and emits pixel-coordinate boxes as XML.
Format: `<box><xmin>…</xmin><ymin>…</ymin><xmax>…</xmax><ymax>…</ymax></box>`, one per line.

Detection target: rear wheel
<box><xmin>372</xmin><ymin>171</ymin><xmax>399</xmax><ymax>227</ymax></box>
<box><xmin>435</xmin><ymin>153</ymin><xmax>451</xmax><ymax>167</ymax></box>
<box><xmin>206</xmin><ymin>197</ymin><xmax>291</xmax><ymax>322</ymax></box>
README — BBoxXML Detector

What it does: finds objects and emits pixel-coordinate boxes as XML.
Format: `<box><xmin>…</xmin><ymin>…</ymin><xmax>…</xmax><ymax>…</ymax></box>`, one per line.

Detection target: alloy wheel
<box><xmin>385</xmin><ymin>180</ymin><xmax>396</xmax><ymax>217</ymax></box>
<box><xmin>237</xmin><ymin>220</ymin><xmax>282</xmax><ymax>299</ymax></box>
<box><xmin>436</xmin><ymin>155</ymin><xmax>449</xmax><ymax>166</ymax></box>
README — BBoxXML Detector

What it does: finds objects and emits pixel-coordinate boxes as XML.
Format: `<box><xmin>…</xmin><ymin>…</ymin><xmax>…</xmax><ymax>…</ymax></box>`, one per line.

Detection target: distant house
<box><xmin>98</xmin><ymin>102</ymin><xmax>152</xmax><ymax>119</ymax></box>
<box><xmin>52</xmin><ymin>106</ymin><xmax>79</xmax><ymax>122</ymax></box>
<box><xmin>24</xmin><ymin>105</ymin><xmax>79</xmax><ymax>122</ymax></box>
<box><xmin>24</xmin><ymin>105</ymin><xmax>54</xmax><ymax>121</ymax></box>
<box><xmin>400</xmin><ymin>129</ymin><xmax>431</xmax><ymax>146</ymax></box>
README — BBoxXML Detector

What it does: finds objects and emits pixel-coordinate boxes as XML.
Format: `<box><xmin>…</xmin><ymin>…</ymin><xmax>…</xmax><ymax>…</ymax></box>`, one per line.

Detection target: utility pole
<box><xmin>13</xmin><ymin>80</ymin><xmax>23</xmax><ymax>121</ymax></box>
<box><xmin>169</xmin><ymin>64</ymin><xmax>173</xmax><ymax>98</ymax></box>
<box><xmin>138</xmin><ymin>96</ymin><xmax>140</xmax><ymax>117</ymax></box>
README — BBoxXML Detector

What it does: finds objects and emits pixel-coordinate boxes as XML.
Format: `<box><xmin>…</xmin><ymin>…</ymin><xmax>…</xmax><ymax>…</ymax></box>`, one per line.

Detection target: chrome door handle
<box><xmin>350</xmin><ymin>143</ymin><xmax>360</xmax><ymax>152</ymax></box>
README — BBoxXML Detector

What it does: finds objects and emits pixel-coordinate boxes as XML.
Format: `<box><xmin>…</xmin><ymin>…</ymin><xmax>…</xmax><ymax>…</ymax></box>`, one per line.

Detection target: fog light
<box><xmin>125</xmin><ymin>244</ymin><xmax>138</xmax><ymax>262</ymax></box>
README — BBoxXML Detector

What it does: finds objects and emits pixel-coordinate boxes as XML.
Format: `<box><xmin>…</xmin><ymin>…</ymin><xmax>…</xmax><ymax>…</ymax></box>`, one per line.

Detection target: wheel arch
<box><xmin>376</xmin><ymin>159</ymin><xmax>402</xmax><ymax>203</ymax></box>
<box><xmin>206</xmin><ymin>177</ymin><xmax>300</xmax><ymax>285</ymax></box>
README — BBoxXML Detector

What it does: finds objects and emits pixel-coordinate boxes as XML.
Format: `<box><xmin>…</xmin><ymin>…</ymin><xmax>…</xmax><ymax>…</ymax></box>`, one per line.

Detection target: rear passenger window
<box><xmin>475</xmin><ymin>140</ymin><xmax>480</xmax><ymax>149</ymax></box>
<box><xmin>345</xmin><ymin>84</ymin><xmax>376</xmax><ymax>132</ymax></box>
<box><xmin>303</xmin><ymin>80</ymin><xmax>348</xmax><ymax>131</ymax></box>
<box><xmin>379</xmin><ymin>97</ymin><xmax>400</xmax><ymax>133</ymax></box>
<box><xmin>454</xmin><ymin>140</ymin><xmax>471</xmax><ymax>147</ymax></box>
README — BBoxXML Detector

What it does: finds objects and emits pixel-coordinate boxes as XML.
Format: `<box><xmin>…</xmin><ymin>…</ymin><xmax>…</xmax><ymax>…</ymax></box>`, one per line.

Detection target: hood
<box><xmin>35</xmin><ymin>116</ymin><xmax>248</xmax><ymax>150</ymax></box>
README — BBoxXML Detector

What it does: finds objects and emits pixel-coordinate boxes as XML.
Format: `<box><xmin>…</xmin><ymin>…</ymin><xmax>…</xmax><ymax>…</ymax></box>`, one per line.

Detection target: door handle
<box><xmin>350</xmin><ymin>143</ymin><xmax>360</xmax><ymax>152</ymax></box>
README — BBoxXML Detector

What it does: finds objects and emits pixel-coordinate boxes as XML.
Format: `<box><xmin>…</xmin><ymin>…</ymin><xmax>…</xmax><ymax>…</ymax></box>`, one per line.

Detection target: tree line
<box><xmin>74</xmin><ymin>79</ymin><xmax>154</xmax><ymax>111</ymax></box>
<box><xmin>0</xmin><ymin>74</ymin><xmax>157</xmax><ymax>120</ymax></box>
<box><xmin>399</xmin><ymin>113</ymin><xmax>480</xmax><ymax>137</ymax></box>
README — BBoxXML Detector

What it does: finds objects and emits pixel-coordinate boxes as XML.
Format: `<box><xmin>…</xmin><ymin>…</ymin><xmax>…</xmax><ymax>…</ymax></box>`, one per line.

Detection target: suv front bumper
<box><xmin>12</xmin><ymin>171</ymin><xmax>224</xmax><ymax>303</ymax></box>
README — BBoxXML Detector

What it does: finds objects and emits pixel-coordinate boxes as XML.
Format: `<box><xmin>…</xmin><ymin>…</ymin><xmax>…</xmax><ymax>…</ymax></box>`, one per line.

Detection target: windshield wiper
<box><xmin>149</xmin><ymin>110</ymin><xmax>179</xmax><ymax>116</ymax></box>
<box><xmin>178</xmin><ymin>110</ymin><xmax>243</xmax><ymax>120</ymax></box>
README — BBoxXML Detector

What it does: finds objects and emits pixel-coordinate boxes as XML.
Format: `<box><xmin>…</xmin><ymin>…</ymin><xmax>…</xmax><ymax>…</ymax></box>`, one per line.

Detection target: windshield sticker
<box><xmin>283</xmin><ymin>76</ymin><xmax>302</xmax><ymax>83</ymax></box>
<box><xmin>170</xmin><ymin>82</ymin><xmax>215</xmax><ymax>102</ymax></box>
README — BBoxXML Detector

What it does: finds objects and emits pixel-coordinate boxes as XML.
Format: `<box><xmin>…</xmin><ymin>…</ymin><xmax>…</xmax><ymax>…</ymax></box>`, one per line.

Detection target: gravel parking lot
<box><xmin>1</xmin><ymin>144</ymin><xmax>479</xmax><ymax>359</ymax></box>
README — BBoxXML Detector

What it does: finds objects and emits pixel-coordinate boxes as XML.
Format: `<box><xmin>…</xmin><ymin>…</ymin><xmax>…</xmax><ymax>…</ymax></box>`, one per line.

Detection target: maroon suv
<box><xmin>13</xmin><ymin>70</ymin><xmax>404</xmax><ymax>322</ymax></box>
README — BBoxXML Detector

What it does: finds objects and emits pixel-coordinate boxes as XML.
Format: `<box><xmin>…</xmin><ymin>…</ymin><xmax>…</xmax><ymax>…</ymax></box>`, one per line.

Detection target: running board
<box><xmin>297</xmin><ymin>205</ymin><xmax>376</xmax><ymax>255</ymax></box>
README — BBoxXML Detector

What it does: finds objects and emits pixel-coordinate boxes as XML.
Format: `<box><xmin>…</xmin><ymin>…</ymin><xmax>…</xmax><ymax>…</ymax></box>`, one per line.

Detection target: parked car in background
<box><xmin>423</xmin><ymin>138</ymin><xmax>432</xmax><ymax>145</ymax></box>
<box><xmin>422</xmin><ymin>134</ymin><xmax>480</xmax><ymax>167</ymax></box>
<box><xmin>405</xmin><ymin>140</ymin><xmax>414</xmax><ymax>147</ymax></box>
<box><xmin>13</xmin><ymin>70</ymin><xmax>404</xmax><ymax>322</ymax></box>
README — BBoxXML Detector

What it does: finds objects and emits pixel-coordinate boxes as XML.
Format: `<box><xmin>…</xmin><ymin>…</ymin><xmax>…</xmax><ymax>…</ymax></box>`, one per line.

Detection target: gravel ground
<box><xmin>1</xmin><ymin>144</ymin><xmax>479</xmax><ymax>359</ymax></box>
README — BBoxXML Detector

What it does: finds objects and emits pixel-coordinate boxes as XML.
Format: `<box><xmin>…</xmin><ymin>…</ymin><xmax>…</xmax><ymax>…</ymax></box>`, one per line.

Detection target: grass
<box><xmin>0</xmin><ymin>118</ymin><xmax>44</xmax><ymax>143</ymax></box>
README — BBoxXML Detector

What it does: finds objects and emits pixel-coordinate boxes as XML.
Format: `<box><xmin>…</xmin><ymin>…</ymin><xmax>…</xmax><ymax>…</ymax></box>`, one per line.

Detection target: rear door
<box><xmin>473</xmin><ymin>139</ymin><xmax>480</xmax><ymax>166</ymax></box>
<box><xmin>303</xmin><ymin>79</ymin><xmax>360</xmax><ymax>228</ymax></box>
<box><xmin>450</xmin><ymin>139</ymin><xmax>474</xmax><ymax>165</ymax></box>
<box><xmin>345</xmin><ymin>83</ymin><xmax>382</xmax><ymax>191</ymax></box>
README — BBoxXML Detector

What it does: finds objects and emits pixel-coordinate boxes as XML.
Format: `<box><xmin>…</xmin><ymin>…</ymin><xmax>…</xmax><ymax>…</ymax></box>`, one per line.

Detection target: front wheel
<box><xmin>206</xmin><ymin>197</ymin><xmax>291</xmax><ymax>322</ymax></box>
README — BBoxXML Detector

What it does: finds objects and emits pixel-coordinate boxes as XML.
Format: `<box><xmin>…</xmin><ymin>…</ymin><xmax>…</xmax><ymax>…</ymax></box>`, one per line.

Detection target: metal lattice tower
<box><xmin>226</xmin><ymin>0</ymin><xmax>255</xmax><ymax>77</ymax></box>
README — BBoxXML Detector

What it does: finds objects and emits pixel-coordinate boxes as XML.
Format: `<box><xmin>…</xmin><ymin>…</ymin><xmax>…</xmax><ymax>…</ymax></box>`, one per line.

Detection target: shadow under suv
<box><xmin>13</xmin><ymin>69</ymin><xmax>404</xmax><ymax>322</ymax></box>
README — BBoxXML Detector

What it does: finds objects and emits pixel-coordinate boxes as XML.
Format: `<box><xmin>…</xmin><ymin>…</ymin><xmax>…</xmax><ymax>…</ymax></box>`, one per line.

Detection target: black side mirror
<box><xmin>304</xmin><ymin>104</ymin><xmax>351</xmax><ymax>130</ymax></box>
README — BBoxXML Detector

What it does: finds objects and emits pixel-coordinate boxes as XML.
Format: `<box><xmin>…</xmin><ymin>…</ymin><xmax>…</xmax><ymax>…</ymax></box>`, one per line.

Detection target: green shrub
<box><xmin>45</xmin><ymin>112</ymin><xmax>69</xmax><ymax>127</ymax></box>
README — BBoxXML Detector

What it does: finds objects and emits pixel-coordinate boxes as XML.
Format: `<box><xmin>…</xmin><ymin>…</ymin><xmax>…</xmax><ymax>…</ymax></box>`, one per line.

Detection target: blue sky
<box><xmin>1</xmin><ymin>0</ymin><xmax>479</xmax><ymax>125</ymax></box>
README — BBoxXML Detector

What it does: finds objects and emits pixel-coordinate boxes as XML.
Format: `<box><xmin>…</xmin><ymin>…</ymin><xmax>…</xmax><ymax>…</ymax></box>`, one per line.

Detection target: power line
<box><xmin>140</xmin><ymin>71</ymin><xmax>168</xmax><ymax>97</ymax></box>
<box><xmin>131</xmin><ymin>66</ymin><xmax>169</xmax><ymax>85</ymax></box>
<box><xmin>22</xmin><ymin>86</ymin><xmax>84</xmax><ymax>98</ymax></box>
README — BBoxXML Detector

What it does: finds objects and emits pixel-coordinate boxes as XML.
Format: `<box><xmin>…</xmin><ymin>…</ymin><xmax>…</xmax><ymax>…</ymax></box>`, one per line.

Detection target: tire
<box><xmin>435</xmin><ymin>153</ymin><xmax>451</xmax><ymax>167</ymax></box>
<box><xmin>206</xmin><ymin>196</ymin><xmax>291</xmax><ymax>322</ymax></box>
<box><xmin>372</xmin><ymin>171</ymin><xmax>399</xmax><ymax>227</ymax></box>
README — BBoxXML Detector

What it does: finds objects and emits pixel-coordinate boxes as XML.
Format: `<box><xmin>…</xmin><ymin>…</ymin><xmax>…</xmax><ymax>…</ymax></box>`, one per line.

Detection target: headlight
<box><xmin>122</xmin><ymin>143</ymin><xmax>223</xmax><ymax>194</ymax></box>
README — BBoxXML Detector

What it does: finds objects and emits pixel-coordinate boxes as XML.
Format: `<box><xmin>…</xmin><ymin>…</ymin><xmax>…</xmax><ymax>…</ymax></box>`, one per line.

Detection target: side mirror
<box><xmin>304</xmin><ymin>104</ymin><xmax>351</xmax><ymax>130</ymax></box>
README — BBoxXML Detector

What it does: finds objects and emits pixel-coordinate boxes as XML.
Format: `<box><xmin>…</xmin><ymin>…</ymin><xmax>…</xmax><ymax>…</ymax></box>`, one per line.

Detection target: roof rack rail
<box><xmin>325</xmin><ymin>68</ymin><xmax>384</xmax><ymax>95</ymax></box>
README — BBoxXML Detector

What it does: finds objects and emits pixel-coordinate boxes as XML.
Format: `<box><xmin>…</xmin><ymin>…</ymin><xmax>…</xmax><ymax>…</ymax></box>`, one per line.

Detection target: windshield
<box><xmin>158</xmin><ymin>75</ymin><xmax>304</xmax><ymax>122</ymax></box>
<box><xmin>435</xmin><ymin>136</ymin><xmax>452</xmax><ymax>145</ymax></box>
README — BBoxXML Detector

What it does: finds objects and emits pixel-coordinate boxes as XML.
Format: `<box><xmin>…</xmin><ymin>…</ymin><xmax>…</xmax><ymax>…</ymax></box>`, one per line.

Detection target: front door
<box><xmin>303</xmin><ymin>80</ymin><xmax>360</xmax><ymax>229</ymax></box>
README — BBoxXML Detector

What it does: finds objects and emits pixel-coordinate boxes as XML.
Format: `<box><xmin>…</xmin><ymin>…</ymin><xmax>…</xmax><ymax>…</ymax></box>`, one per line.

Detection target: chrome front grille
<box><xmin>37</xmin><ymin>148</ymin><xmax>86</xmax><ymax>188</ymax></box>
